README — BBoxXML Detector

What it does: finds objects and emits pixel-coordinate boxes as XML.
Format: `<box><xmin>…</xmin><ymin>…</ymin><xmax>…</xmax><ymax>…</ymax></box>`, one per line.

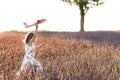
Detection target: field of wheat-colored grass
<box><xmin>0</xmin><ymin>31</ymin><xmax>120</xmax><ymax>80</ymax></box>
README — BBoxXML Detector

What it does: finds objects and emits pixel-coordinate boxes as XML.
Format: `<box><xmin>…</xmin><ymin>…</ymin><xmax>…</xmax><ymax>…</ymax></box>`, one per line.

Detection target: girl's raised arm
<box><xmin>30</xmin><ymin>25</ymin><xmax>38</xmax><ymax>43</ymax></box>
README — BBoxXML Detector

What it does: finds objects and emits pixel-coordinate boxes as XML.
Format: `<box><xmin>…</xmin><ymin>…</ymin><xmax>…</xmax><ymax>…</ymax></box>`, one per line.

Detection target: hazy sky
<box><xmin>0</xmin><ymin>0</ymin><xmax>120</xmax><ymax>32</ymax></box>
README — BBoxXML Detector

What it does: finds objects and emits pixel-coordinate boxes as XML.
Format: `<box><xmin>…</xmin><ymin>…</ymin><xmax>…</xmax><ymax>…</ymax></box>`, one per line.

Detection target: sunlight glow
<box><xmin>0</xmin><ymin>0</ymin><xmax>119</xmax><ymax>32</ymax></box>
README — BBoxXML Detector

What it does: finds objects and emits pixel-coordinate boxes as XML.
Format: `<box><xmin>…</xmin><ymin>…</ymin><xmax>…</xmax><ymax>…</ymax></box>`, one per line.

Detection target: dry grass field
<box><xmin>0</xmin><ymin>31</ymin><xmax>120</xmax><ymax>80</ymax></box>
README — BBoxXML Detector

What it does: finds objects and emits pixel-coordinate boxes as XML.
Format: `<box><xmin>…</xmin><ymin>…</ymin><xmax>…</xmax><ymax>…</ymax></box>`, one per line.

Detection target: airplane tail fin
<box><xmin>23</xmin><ymin>22</ymin><xmax>29</xmax><ymax>28</ymax></box>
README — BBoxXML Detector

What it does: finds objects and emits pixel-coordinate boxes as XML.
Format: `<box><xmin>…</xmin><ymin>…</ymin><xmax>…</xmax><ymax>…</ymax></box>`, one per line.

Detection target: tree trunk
<box><xmin>80</xmin><ymin>13</ymin><xmax>84</xmax><ymax>32</ymax></box>
<box><xmin>79</xmin><ymin>3</ymin><xmax>85</xmax><ymax>32</ymax></box>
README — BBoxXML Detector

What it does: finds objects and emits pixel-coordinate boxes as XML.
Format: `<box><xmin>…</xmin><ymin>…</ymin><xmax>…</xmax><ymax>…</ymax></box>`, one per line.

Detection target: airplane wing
<box><xmin>37</xmin><ymin>19</ymin><xmax>46</xmax><ymax>24</ymax></box>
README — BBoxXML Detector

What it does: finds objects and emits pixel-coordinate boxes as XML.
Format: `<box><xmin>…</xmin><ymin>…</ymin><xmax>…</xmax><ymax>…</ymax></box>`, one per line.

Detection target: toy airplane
<box><xmin>23</xmin><ymin>19</ymin><xmax>46</xmax><ymax>28</ymax></box>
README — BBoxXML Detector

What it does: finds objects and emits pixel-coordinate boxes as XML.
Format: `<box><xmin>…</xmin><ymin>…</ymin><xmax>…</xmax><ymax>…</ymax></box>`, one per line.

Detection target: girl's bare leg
<box><xmin>16</xmin><ymin>60</ymin><xmax>29</xmax><ymax>77</ymax></box>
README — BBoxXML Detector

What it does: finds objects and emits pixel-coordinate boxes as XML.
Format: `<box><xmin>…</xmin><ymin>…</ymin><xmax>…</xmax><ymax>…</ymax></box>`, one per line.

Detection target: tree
<box><xmin>61</xmin><ymin>0</ymin><xmax>104</xmax><ymax>31</ymax></box>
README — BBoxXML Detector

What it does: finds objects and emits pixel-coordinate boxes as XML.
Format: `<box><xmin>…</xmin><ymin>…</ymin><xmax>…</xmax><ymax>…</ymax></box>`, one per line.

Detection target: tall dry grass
<box><xmin>0</xmin><ymin>31</ymin><xmax>120</xmax><ymax>80</ymax></box>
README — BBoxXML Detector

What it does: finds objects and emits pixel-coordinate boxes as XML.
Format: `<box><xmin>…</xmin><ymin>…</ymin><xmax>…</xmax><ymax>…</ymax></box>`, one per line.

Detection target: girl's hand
<box><xmin>36</xmin><ymin>25</ymin><xmax>38</xmax><ymax>29</ymax></box>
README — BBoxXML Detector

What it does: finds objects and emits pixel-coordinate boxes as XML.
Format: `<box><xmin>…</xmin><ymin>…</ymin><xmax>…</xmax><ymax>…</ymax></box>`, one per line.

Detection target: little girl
<box><xmin>16</xmin><ymin>24</ymin><xmax>43</xmax><ymax>77</ymax></box>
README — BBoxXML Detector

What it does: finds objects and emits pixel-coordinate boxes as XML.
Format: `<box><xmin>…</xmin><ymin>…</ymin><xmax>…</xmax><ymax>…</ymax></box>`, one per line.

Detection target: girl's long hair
<box><xmin>24</xmin><ymin>32</ymin><xmax>34</xmax><ymax>44</ymax></box>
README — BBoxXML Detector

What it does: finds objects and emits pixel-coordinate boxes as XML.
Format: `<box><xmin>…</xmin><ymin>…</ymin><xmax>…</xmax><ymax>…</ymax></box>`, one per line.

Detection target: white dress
<box><xmin>16</xmin><ymin>43</ymin><xmax>43</xmax><ymax>77</ymax></box>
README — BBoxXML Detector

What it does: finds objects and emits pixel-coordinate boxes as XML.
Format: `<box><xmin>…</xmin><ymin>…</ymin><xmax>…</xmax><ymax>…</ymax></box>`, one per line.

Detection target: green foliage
<box><xmin>61</xmin><ymin>0</ymin><xmax>104</xmax><ymax>14</ymax></box>
<box><xmin>61</xmin><ymin>0</ymin><xmax>104</xmax><ymax>6</ymax></box>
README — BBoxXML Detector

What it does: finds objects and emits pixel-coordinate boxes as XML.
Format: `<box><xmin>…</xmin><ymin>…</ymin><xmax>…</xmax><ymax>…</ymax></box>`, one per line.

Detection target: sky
<box><xmin>0</xmin><ymin>0</ymin><xmax>120</xmax><ymax>32</ymax></box>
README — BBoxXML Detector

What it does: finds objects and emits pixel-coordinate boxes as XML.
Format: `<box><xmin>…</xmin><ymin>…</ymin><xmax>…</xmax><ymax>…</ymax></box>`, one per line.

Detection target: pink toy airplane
<box><xmin>23</xmin><ymin>19</ymin><xmax>46</xmax><ymax>28</ymax></box>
